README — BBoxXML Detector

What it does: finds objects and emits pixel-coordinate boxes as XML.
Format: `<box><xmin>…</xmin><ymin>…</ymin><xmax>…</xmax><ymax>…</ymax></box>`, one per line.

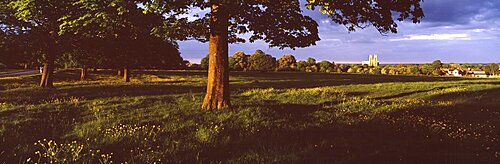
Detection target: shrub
<box><xmin>431</xmin><ymin>60</ymin><xmax>443</xmax><ymax>70</ymax></box>
<box><xmin>318</xmin><ymin>61</ymin><xmax>334</xmax><ymax>72</ymax></box>
<box><xmin>484</xmin><ymin>63</ymin><xmax>499</xmax><ymax>75</ymax></box>
<box><xmin>369</xmin><ymin>68</ymin><xmax>381</xmax><ymax>74</ymax></box>
<box><xmin>432</xmin><ymin>70</ymin><xmax>444</xmax><ymax>76</ymax></box>
<box><xmin>229</xmin><ymin>51</ymin><xmax>249</xmax><ymax>71</ymax></box>
<box><xmin>248</xmin><ymin>50</ymin><xmax>276</xmax><ymax>71</ymax></box>
<box><xmin>296</xmin><ymin>61</ymin><xmax>307</xmax><ymax>71</ymax></box>
<box><xmin>306</xmin><ymin>57</ymin><xmax>316</xmax><ymax>66</ymax></box>
<box><xmin>381</xmin><ymin>67</ymin><xmax>390</xmax><ymax>75</ymax></box>
<box><xmin>389</xmin><ymin>69</ymin><xmax>398</xmax><ymax>75</ymax></box>
<box><xmin>306</xmin><ymin>65</ymin><xmax>319</xmax><ymax>72</ymax></box>
<box><xmin>277</xmin><ymin>54</ymin><xmax>297</xmax><ymax>71</ymax></box>
<box><xmin>347</xmin><ymin>68</ymin><xmax>355</xmax><ymax>73</ymax></box>
<box><xmin>406</xmin><ymin>65</ymin><xmax>420</xmax><ymax>75</ymax></box>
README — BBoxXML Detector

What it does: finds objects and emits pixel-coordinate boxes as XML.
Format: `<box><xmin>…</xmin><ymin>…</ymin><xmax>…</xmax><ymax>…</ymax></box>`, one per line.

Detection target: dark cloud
<box><xmin>421</xmin><ymin>0</ymin><xmax>500</xmax><ymax>25</ymax></box>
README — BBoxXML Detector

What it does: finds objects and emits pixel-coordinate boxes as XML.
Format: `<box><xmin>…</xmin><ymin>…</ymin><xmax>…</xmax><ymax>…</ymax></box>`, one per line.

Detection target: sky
<box><xmin>179</xmin><ymin>0</ymin><xmax>500</xmax><ymax>64</ymax></box>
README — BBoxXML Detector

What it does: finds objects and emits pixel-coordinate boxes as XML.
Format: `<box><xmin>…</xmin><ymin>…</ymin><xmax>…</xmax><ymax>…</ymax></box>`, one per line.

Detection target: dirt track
<box><xmin>0</xmin><ymin>70</ymin><xmax>39</xmax><ymax>77</ymax></box>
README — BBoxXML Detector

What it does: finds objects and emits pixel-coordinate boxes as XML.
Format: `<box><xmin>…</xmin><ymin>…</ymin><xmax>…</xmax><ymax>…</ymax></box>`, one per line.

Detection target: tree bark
<box><xmin>40</xmin><ymin>52</ymin><xmax>55</xmax><ymax>87</ymax></box>
<box><xmin>123</xmin><ymin>66</ymin><xmax>130</xmax><ymax>82</ymax></box>
<box><xmin>80</xmin><ymin>66</ymin><xmax>88</xmax><ymax>81</ymax></box>
<box><xmin>202</xmin><ymin>3</ymin><xmax>230</xmax><ymax>110</ymax></box>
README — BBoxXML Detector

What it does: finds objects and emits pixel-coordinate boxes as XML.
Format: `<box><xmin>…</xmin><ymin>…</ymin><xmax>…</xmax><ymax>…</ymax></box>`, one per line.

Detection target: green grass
<box><xmin>0</xmin><ymin>70</ymin><xmax>499</xmax><ymax>163</ymax></box>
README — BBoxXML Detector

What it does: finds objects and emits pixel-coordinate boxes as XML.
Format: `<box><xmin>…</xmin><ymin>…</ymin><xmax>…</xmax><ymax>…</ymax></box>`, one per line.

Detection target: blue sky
<box><xmin>179</xmin><ymin>0</ymin><xmax>500</xmax><ymax>64</ymax></box>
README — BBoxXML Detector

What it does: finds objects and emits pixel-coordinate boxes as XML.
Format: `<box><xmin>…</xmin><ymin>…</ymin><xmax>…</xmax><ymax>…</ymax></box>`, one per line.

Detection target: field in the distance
<box><xmin>0</xmin><ymin>70</ymin><xmax>499</xmax><ymax>163</ymax></box>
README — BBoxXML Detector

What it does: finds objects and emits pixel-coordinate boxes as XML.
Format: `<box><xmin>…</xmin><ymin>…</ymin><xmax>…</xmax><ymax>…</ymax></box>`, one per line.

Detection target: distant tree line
<box><xmin>196</xmin><ymin>50</ymin><xmax>335</xmax><ymax>73</ymax></box>
<box><xmin>191</xmin><ymin>52</ymin><xmax>499</xmax><ymax>76</ymax></box>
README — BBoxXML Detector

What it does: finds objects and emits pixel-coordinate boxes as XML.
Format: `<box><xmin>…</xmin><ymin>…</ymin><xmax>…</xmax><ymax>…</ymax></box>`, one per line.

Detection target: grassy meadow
<box><xmin>0</xmin><ymin>70</ymin><xmax>499</xmax><ymax>163</ymax></box>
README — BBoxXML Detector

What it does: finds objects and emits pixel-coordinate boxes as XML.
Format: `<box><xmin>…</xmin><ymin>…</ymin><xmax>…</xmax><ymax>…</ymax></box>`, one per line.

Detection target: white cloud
<box><xmin>389</xmin><ymin>34</ymin><xmax>471</xmax><ymax>41</ymax></box>
<box><xmin>177</xmin><ymin>7</ymin><xmax>209</xmax><ymax>21</ymax></box>
<box><xmin>472</xmin><ymin>29</ymin><xmax>487</xmax><ymax>33</ymax></box>
<box><xmin>321</xmin><ymin>38</ymin><xmax>341</xmax><ymax>42</ymax></box>
<box><xmin>185</xmin><ymin>58</ymin><xmax>202</xmax><ymax>64</ymax></box>
<box><xmin>320</xmin><ymin>19</ymin><xmax>330</xmax><ymax>24</ymax></box>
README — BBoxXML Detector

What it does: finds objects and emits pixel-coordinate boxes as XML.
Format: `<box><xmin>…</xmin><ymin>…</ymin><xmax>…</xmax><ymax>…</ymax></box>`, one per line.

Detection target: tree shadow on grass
<box><xmin>411</xmin><ymin>87</ymin><xmax>500</xmax><ymax>123</ymax></box>
<box><xmin>238</xmin><ymin>103</ymin><xmax>322</xmax><ymax>117</ymax></box>
<box><xmin>0</xmin><ymin>84</ymin><xmax>205</xmax><ymax>105</ymax></box>
<box><xmin>196</xmin><ymin>87</ymin><xmax>500</xmax><ymax>163</ymax></box>
<box><xmin>134</xmin><ymin>71</ymin><xmax>483</xmax><ymax>89</ymax></box>
<box><xmin>374</xmin><ymin>87</ymin><xmax>448</xmax><ymax>100</ymax></box>
<box><xmin>198</xmin><ymin>117</ymin><xmax>487</xmax><ymax>163</ymax></box>
<box><xmin>378</xmin><ymin>87</ymin><xmax>500</xmax><ymax>162</ymax></box>
<box><xmin>0</xmin><ymin>105</ymin><xmax>84</xmax><ymax>161</ymax></box>
<box><xmin>244</xmin><ymin>76</ymin><xmax>470</xmax><ymax>89</ymax></box>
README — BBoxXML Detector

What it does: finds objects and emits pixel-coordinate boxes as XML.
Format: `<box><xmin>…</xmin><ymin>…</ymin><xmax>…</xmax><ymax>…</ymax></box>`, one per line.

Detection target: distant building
<box><xmin>446</xmin><ymin>69</ymin><xmax>466</xmax><ymax>77</ymax></box>
<box><xmin>362</xmin><ymin>54</ymin><xmax>379</xmax><ymax>66</ymax></box>
<box><xmin>471</xmin><ymin>70</ymin><xmax>488</xmax><ymax>78</ymax></box>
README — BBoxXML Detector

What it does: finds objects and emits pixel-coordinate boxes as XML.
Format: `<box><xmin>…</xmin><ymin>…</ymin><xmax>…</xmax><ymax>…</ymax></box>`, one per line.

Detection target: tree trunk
<box><xmin>123</xmin><ymin>66</ymin><xmax>130</xmax><ymax>82</ymax></box>
<box><xmin>118</xmin><ymin>68</ymin><xmax>123</xmax><ymax>76</ymax></box>
<box><xmin>202</xmin><ymin>3</ymin><xmax>230</xmax><ymax>110</ymax></box>
<box><xmin>40</xmin><ymin>53</ymin><xmax>55</xmax><ymax>87</ymax></box>
<box><xmin>80</xmin><ymin>66</ymin><xmax>88</xmax><ymax>81</ymax></box>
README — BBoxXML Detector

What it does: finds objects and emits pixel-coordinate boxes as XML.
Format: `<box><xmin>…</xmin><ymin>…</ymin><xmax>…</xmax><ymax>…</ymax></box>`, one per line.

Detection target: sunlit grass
<box><xmin>0</xmin><ymin>70</ymin><xmax>498</xmax><ymax>163</ymax></box>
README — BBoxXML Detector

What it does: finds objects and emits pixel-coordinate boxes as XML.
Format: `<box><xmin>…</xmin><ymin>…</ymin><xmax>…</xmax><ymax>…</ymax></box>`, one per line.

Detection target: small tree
<box><xmin>347</xmin><ymin>68</ymin><xmax>355</xmax><ymax>73</ymax></box>
<box><xmin>336</xmin><ymin>64</ymin><xmax>347</xmax><ymax>73</ymax></box>
<box><xmin>248</xmin><ymin>51</ymin><xmax>276</xmax><ymax>72</ymax></box>
<box><xmin>431</xmin><ymin>60</ymin><xmax>443</xmax><ymax>70</ymax></box>
<box><xmin>229</xmin><ymin>51</ymin><xmax>249</xmax><ymax>71</ymax></box>
<box><xmin>7</xmin><ymin>0</ymin><xmax>76</xmax><ymax>87</ymax></box>
<box><xmin>421</xmin><ymin>64</ymin><xmax>433</xmax><ymax>75</ymax></box>
<box><xmin>296</xmin><ymin>61</ymin><xmax>307</xmax><ymax>72</ymax></box>
<box><xmin>406</xmin><ymin>65</ymin><xmax>420</xmax><ymax>75</ymax></box>
<box><xmin>318</xmin><ymin>61</ymin><xmax>334</xmax><ymax>72</ymax></box>
<box><xmin>484</xmin><ymin>63</ymin><xmax>499</xmax><ymax>75</ymax></box>
<box><xmin>55</xmin><ymin>49</ymin><xmax>93</xmax><ymax>80</ymax></box>
<box><xmin>389</xmin><ymin>69</ymin><xmax>398</xmax><ymax>75</ymax></box>
<box><xmin>369</xmin><ymin>68</ymin><xmax>381</xmax><ymax>75</ymax></box>
<box><xmin>307</xmin><ymin>57</ymin><xmax>317</xmax><ymax>66</ymax></box>
<box><xmin>381</xmin><ymin>67</ymin><xmax>389</xmax><ymax>75</ymax></box>
<box><xmin>360</xmin><ymin>67</ymin><xmax>369</xmax><ymax>74</ymax></box>
<box><xmin>432</xmin><ymin>70</ymin><xmax>444</xmax><ymax>76</ymax></box>
<box><xmin>277</xmin><ymin>54</ymin><xmax>297</xmax><ymax>71</ymax></box>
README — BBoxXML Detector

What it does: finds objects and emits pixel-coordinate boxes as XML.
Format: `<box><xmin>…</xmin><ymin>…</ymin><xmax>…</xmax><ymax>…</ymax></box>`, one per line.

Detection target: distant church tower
<box><xmin>362</xmin><ymin>54</ymin><xmax>380</xmax><ymax>66</ymax></box>
<box><xmin>369</xmin><ymin>54</ymin><xmax>379</xmax><ymax>67</ymax></box>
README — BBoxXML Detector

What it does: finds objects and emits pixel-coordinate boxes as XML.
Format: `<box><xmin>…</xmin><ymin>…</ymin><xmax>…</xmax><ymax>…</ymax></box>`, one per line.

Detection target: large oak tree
<box><xmin>59</xmin><ymin>0</ymin><xmax>185</xmax><ymax>82</ymax></box>
<box><xmin>4</xmin><ymin>0</ymin><xmax>77</xmax><ymax>87</ymax></box>
<box><xmin>147</xmin><ymin>0</ymin><xmax>424</xmax><ymax>110</ymax></box>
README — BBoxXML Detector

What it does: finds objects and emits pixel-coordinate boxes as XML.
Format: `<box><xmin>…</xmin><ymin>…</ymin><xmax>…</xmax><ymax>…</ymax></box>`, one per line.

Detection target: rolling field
<box><xmin>0</xmin><ymin>70</ymin><xmax>499</xmax><ymax>163</ymax></box>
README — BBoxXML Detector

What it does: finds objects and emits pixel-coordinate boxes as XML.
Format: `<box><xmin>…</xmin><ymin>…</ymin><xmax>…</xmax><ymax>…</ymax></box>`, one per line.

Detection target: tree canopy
<box><xmin>145</xmin><ymin>0</ymin><xmax>423</xmax><ymax>48</ymax></box>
